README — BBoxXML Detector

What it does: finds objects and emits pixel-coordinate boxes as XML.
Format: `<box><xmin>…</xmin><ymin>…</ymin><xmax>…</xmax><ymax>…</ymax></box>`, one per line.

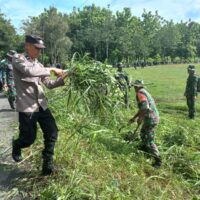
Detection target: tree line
<box><xmin>1</xmin><ymin>5</ymin><xmax>200</xmax><ymax>66</ymax></box>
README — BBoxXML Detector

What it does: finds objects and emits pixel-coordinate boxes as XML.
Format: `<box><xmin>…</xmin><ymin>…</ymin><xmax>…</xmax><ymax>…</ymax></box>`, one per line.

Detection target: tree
<box><xmin>141</xmin><ymin>10</ymin><xmax>162</xmax><ymax>59</ymax></box>
<box><xmin>157</xmin><ymin>20</ymin><xmax>181</xmax><ymax>62</ymax></box>
<box><xmin>22</xmin><ymin>7</ymin><xmax>72</xmax><ymax>64</ymax></box>
<box><xmin>0</xmin><ymin>12</ymin><xmax>17</xmax><ymax>58</ymax></box>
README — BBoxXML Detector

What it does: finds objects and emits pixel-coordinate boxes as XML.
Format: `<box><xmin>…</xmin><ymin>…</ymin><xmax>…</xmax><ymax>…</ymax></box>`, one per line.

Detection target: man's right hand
<box><xmin>49</xmin><ymin>68</ymin><xmax>64</xmax><ymax>77</ymax></box>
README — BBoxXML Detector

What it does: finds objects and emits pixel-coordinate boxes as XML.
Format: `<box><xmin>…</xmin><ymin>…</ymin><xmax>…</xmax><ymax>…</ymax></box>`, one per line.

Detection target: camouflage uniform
<box><xmin>5</xmin><ymin>59</ymin><xmax>16</xmax><ymax>109</ymax></box>
<box><xmin>185</xmin><ymin>65</ymin><xmax>198</xmax><ymax>119</ymax></box>
<box><xmin>136</xmin><ymin>87</ymin><xmax>161</xmax><ymax>163</ymax></box>
<box><xmin>115</xmin><ymin>64</ymin><xmax>130</xmax><ymax>106</ymax></box>
<box><xmin>0</xmin><ymin>59</ymin><xmax>7</xmax><ymax>91</ymax></box>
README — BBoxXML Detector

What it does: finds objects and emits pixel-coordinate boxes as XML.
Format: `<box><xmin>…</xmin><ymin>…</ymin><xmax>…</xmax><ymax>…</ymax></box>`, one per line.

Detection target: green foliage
<box><xmin>173</xmin><ymin>56</ymin><xmax>181</xmax><ymax>63</ymax></box>
<box><xmin>54</xmin><ymin>58</ymin><xmax>123</xmax><ymax>118</ymax></box>
<box><xmin>13</xmin><ymin>64</ymin><xmax>200</xmax><ymax>200</ymax></box>
<box><xmin>71</xmin><ymin>65</ymin><xmax>114</xmax><ymax>110</ymax></box>
<box><xmin>146</xmin><ymin>57</ymin><xmax>154</xmax><ymax>66</ymax></box>
<box><xmin>0</xmin><ymin>12</ymin><xmax>18</xmax><ymax>57</ymax></box>
<box><xmin>22</xmin><ymin>7</ymin><xmax>72</xmax><ymax>64</ymax></box>
<box><xmin>2</xmin><ymin>4</ymin><xmax>200</xmax><ymax>65</ymax></box>
<box><xmin>154</xmin><ymin>54</ymin><xmax>161</xmax><ymax>64</ymax></box>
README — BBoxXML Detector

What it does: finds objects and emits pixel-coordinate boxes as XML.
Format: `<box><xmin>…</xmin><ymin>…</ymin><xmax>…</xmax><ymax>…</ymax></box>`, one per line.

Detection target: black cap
<box><xmin>25</xmin><ymin>35</ymin><xmax>45</xmax><ymax>49</ymax></box>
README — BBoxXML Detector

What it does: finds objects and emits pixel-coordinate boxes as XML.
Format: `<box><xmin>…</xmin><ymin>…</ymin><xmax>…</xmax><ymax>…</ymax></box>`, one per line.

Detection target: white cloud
<box><xmin>0</xmin><ymin>0</ymin><xmax>46</xmax><ymax>32</ymax></box>
<box><xmin>107</xmin><ymin>0</ymin><xmax>200</xmax><ymax>22</ymax></box>
<box><xmin>1</xmin><ymin>0</ymin><xmax>200</xmax><ymax>33</ymax></box>
<box><xmin>83</xmin><ymin>0</ymin><xmax>200</xmax><ymax>22</ymax></box>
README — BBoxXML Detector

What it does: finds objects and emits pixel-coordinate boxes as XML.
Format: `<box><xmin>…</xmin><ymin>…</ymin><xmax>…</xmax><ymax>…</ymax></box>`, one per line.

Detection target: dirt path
<box><xmin>0</xmin><ymin>92</ymin><xmax>25</xmax><ymax>200</ymax></box>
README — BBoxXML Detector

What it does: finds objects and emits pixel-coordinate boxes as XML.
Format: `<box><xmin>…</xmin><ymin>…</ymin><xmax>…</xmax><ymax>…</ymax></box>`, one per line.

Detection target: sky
<box><xmin>1</xmin><ymin>0</ymin><xmax>200</xmax><ymax>33</ymax></box>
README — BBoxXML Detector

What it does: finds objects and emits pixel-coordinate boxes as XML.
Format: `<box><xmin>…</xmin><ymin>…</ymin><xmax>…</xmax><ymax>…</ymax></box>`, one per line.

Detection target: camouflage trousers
<box><xmin>140</xmin><ymin>123</ymin><xmax>160</xmax><ymax>158</ymax></box>
<box><xmin>7</xmin><ymin>84</ymin><xmax>16</xmax><ymax>109</ymax></box>
<box><xmin>186</xmin><ymin>96</ymin><xmax>195</xmax><ymax>118</ymax></box>
<box><xmin>119</xmin><ymin>87</ymin><xmax>129</xmax><ymax>107</ymax></box>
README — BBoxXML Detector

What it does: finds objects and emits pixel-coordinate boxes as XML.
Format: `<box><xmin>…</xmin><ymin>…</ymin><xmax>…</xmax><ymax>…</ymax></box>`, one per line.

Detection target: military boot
<box><xmin>152</xmin><ymin>156</ymin><xmax>162</xmax><ymax>169</ymax></box>
<box><xmin>138</xmin><ymin>144</ymin><xmax>148</xmax><ymax>152</ymax></box>
<box><xmin>8</xmin><ymin>98</ymin><xmax>15</xmax><ymax>110</ymax></box>
<box><xmin>42</xmin><ymin>159</ymin><xmax>55</xmax><ymax>176</ymax></box>
<box><xmin>189</xmin><ymin>114</ymin><xmax>194</xmax><ymax>119</ymax></box>
<box><xmin>12</xmin><ymin>140</ymin><xmax>23</xmax><ymax>162</ymax></box>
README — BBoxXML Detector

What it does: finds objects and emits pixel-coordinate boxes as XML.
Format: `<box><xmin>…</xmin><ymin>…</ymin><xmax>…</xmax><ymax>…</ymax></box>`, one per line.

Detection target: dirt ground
<box><xmin>0</xmin><ymin>92</ymin><xmax>25</xmax><ymax>200</ymax></box>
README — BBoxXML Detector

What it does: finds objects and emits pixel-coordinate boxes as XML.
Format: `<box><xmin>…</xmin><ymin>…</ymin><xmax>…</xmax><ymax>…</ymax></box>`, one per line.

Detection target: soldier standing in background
<box><xmin>184</xmin><ymin>65</ymin><xmax>198</xmax><ymax>119</ymax></box>
<box><xmin>115</xmin><ymin>63</ymin><xmax>131</xmax><ymax>107</ymax></box>
<box><xmin>129</xmin><ymin>80</ymin><xmax>161</xmax><ymax>168</ymax></box>
<box><xmin>4</xmin><ymin>50</ymin><xmax>17</xmax><ymax>109</ymax></box>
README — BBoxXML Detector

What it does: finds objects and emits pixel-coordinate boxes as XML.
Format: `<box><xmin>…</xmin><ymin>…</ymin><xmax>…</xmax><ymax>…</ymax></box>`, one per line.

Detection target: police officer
<box><xmin>129</xmin><ymin>80</ymin><xmax>161</xmax><ymax>168</ymax></box>
<box><xmin>4</xmin><ymin>50</ymin><xmax>17</xmax><ymax>109</ymax></box>
<box><xmin>115</xmin><ymin>63</ymin><xmax>130</xmax><ymax>107</ymax></box>
<box><xmin>12</xmin><ymin>35</ymin><xmax>70</xmax><ymax>175</ymax></box>
<box><xmin>184</xmin><ymin>65</ymin><xmax>198</xmax><ymax>119</ymax></box>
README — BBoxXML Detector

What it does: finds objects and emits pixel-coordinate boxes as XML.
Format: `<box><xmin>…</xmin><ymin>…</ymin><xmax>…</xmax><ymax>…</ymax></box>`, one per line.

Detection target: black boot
<box><xmin>152</xmin><ymin>156</ymin><xmax>162</xmax><ymax>169</ymax></box>
<box><xmin>12</xmin><ymin>140</ymin><xmax>23</xmax><ymax>162</ymax></box>
<box><xmin>138</xmin><ymin>144</ymin><xmax>148</xmax><ymax>152</ymax></box>
<box><xmin>8</xmin><ymin>98</ymin><xmax>15</xmax><ymax>110</ymax></box>
<box><xmin>42</xmin><ymin>159</ymin><xmax>55</xmax><ymax>176</ymax></box>
<box><xmin>189</xmin><ymin>115</ymin><xmax>194</xmax><ymax>119</ymax></box>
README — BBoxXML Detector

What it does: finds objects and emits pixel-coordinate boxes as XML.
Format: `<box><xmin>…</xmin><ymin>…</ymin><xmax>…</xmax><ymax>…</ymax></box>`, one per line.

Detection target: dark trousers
<box><xmin>186</xmin><ymin>97</ymin><xmax>195</xmax><ymax>118</ymax></box>
<box><xmin>15</xmin><ymin>107</ymin><xmax>58</xmax><ymax>160</ymax></box>
<box><xmin>0</xmin><ymin>81</ymin><xmax>2</xmax><ymax>91</ymax></box>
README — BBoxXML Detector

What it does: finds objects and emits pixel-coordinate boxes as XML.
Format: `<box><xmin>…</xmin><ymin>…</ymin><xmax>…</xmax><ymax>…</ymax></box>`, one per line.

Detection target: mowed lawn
<box><xmin>125</xmin><ymin>64</ymin><xmax>200</xmax><ymax>115</ymax></box>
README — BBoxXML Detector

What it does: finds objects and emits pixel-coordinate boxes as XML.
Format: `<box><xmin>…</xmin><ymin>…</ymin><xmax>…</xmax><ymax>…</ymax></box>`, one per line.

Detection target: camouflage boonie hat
<box><xmin>132</xmin><ymin>80</ymin><xmax>144</xmax><ymax>87</ymax></box>
<box><xmin>188</xmin><ymin>65</ymin><xmax>195</xmax><ymax>71</ymax></box>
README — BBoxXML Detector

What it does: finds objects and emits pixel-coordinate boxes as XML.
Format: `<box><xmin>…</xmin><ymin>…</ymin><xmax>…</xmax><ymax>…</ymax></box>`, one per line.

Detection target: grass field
<box><xmin>16</xmin><ymin>64</ymin><xmax>200</xmax><ymax>200</ymax></box>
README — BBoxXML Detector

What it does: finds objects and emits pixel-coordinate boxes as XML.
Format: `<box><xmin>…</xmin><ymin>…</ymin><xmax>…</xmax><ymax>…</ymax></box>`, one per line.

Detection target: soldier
<box><xmin>184</xmin><ymin>65</ymin><xmax>198</xmax><ymax>119</ymax></box>
<box><xmin>129</xmin><ymin>80</ymin><xmax>161</xmax><ymax>168</ymax></box>
<box><xmin>12</xmin><ymin>35</ymin><xmax>70</xmax><ymax>175</ymax></box>
<box><xmin>4</xmin><ymin>50</ymin><xmax>17</xmax><ymax>109</ymax></box>
<box><xmin>115</xmin><ymin>63</ymin><xmax>130</xmax><ymax>107</ymax></box>
<box><xmin>0</xmin><ymin>58</ymin><xmax>7</xmax><ymax>92</ymax></box>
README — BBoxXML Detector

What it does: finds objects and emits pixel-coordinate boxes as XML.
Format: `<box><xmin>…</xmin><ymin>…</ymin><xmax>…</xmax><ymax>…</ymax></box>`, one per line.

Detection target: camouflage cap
<box><xmin>6</xmin><ymin>50</ymin><xmax>17</xmax><ymax>58</ymax></box>
<box><xmin>95</xmin><ymin>61</ymin><xmax>102</xmax><ymax>66</ymax></box>
<box><xmin>117</xmin><ymin>62</ymin><xmax>123</xmax><ymax>68</ymax></box>
<box><xmin>25</xmin><ymin>35</ymin><xmax>45</xmax><ymax>49</ymax></box>
<box><xmin>188</xmin><ymin>65</ymin><xmax>195</xmax><ymax>71</ymax></box>
<box><xmin>132</xmin><ymin>80</ymin><xmax>144</xmax><ymax>87</ymax></box>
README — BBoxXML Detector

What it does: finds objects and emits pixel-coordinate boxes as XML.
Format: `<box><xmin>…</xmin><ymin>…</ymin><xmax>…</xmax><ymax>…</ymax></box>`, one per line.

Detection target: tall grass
<box><xmin>15</xmin><ymin>64</ymin><xmax>200</xmax><ymax>200</ymax></box>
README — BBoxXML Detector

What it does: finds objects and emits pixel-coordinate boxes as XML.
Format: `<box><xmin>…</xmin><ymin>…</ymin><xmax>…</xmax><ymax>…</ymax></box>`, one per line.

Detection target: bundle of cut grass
<box><xmin>64</xmin><ymin>62</ymin><xmax>123</xmax><ymax>115</ymax></box>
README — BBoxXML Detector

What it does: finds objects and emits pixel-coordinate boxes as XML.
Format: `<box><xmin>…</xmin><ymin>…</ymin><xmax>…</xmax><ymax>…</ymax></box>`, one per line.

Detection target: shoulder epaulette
<box><xmin>14</xmin><ymin>53</ymin><xmax>25</xmax><ymax>62</ymax></box>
